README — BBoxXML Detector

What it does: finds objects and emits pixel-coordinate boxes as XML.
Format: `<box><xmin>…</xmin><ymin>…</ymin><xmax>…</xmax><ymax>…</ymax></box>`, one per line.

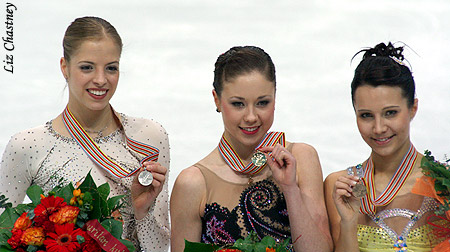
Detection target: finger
<box><xmin>151</xmin><ymin>172</ymin><xmax>166</xmax><ymax>185</ymax></box>
<box><xmin>335</xmin><ymin>188</ymin><xmax>352</xmax><ymax>198</ymax></box>
<box><xmin>145</xmin><ymin>163</ymin><xmax>167</xmax><ymax>174</ymax></box>
<box><xmin>258</xmin><ymin>146</ymin><xmax>274</xmax><ymax>153</ymax></box>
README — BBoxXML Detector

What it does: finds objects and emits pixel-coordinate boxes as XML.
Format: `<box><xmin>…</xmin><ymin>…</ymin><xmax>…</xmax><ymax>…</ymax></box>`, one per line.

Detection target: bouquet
<box><xmin>412</xmin><ymin>150</ymin><xmax>450</xmax><ymax>252</ymax></box>
<box><xmin>184</xmin><ymin>231</ymin><xmax>292</xmax><ymax>252</ymax></box>
<box><xmin>0</xmin><ymin>172</ymin><xmax>135</xmax><ymax>252</ymax></box>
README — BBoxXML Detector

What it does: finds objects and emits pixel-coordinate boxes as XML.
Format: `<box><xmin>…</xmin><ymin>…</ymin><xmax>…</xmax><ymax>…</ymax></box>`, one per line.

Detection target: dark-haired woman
<box><xmin>170</xmin><ymin>46</ymin><xmax>332</xmax><ymax>252</ymax></box>
<box><xmin>324</xmin><ymin>42</ymin><xmax>443</xmax><ymax>251</ymax></box>
<box><xmin>0</xmin><ymin>17</ymin><xmax>170</xmax><ymax>251</ymax></box>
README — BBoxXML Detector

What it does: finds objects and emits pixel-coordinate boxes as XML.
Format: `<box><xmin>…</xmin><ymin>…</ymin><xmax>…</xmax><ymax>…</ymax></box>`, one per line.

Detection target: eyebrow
<box><xmin>78</xmin><ymin>60</ymin><xmax>119</xmax><ymax>65</ymax></box>
<box><xmin>229</xmin><ymin>95</ymin><xmax>273</xmax><ymax>100</ymax></box>
<box><xmin>357</xmin><ymin>105</ymin><xmax>401</xmax><ymax>112</ymax></box>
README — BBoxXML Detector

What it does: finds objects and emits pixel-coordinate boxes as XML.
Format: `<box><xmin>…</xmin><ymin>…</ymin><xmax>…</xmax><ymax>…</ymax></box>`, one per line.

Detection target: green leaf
<box><xmin>55</xmin><ymin>184</ymin><xmax>74</xmax><ymax>204</ymax></box>
<box><xmin>183</xmin><ymin>240</ymin><xmax>219</xmax><ymax>252</ymax></box>
<box><xmin>26</xmin><ymin>185</ymin><xmax>43</xmax><ymax>205</ymax></box>
<box><xmin>100</xmin><ymin>219</ymin><xmax>123</xmax><ymax>239</ymax></box>
<box><xmin>0</xmin><ymin>208</ymin><xmax>19</xmax><ymax>228</ymax></box>
<box><xmin>98</xmin><ymin>183</ymin><xmax>110</xmax><ymax>217</ymax></box>
<box><xmin>107</xmin><ymin>195</ymin><xmax>125</xmax><ymax>212</ymax></box>
<box><xmin>0</xmin><ymin>245</ymin><xmax>13</xmax><ymax>252</ymax></box>
<box><xmin>118</xmin><ymin>239</ymin><xmax>135</xmax><ymax>252</ymax></box>
<box><xmin>78</xmin><ymin>173</ymin><xmax>101</xmax><ymax>219</ymax></box>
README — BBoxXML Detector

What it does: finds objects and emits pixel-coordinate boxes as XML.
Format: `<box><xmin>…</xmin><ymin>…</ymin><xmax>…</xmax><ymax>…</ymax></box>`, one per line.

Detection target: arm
<box><xmin>261</xmin><ymin>143</ymin><xmax>332</xmax><ymax>252</ymax></box>
<box><xmin>170</xmin><ymin>166</ymin><xmax>206</xmax><ymax>252</ymax></box>
<box><xmin>324</xmin><ymin>171</ymin><xmax>361</xmax><ymax>252</ymax></box>
<box><xmin>0</xmin><ymin>132</ymin><xmax>35</xmax><ymax>212</ymax></box>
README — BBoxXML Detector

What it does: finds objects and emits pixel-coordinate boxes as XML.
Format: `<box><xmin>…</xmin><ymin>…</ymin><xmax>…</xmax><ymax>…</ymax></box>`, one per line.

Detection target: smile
<box><xmin>240</xmin><ymin>126</ymin><xmax>260</xmax><ymax>135</ymax></box>
<box><xmin>372</xmin><ymin>135</ymin><xmax>395</xmax><ymax>144</ymax></box>
<box><xmin>87</xmin><ymin>89</ymin><xmax>107</xmax><ymax>96</ymax></box>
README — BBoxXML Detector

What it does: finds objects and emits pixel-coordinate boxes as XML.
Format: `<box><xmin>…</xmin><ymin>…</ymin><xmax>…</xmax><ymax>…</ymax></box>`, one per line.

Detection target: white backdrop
<box><xmin>1</xmin><ymin>0</ymin><xmax>449</xmax><ymax>193</ymax></box>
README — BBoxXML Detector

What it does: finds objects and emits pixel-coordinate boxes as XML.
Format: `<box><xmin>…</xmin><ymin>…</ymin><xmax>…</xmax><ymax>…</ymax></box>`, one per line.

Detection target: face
<box><xmin>60</xmin><ymin>37</ymin><xmax>120</xmax><ymax>113</ymax></box>
<box><xmin>354</xmin><ymin>85</ymin><xmax>418</xmax><ymax>158</ymax></box>
<box><xmin>213</xmin><ymin>71</ymin><xmax>275</xmax><ymax>149</ymax></box>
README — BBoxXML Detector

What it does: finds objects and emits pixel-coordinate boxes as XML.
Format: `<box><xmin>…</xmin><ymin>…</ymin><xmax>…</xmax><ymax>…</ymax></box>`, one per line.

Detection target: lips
<box><xmin>372</xmin><ymin>135</ymin><xmax>395</xmax><ymax>145</ymax></box>
<box><xmin>240</xmin><ymin>126</ymin><xmax>260</xmax><ymax>135</ymax></box>
<box><xmin>87</xmin><ymin>89</ymin><xmax>108</xmax><ymax>99</ymax></box>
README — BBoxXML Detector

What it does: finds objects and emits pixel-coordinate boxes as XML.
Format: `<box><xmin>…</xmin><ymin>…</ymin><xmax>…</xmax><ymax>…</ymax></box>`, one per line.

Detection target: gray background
<box><xmin>1</xmin><ymin>0</ymin><xmax>449</xmax><ymax>193</ymax></box>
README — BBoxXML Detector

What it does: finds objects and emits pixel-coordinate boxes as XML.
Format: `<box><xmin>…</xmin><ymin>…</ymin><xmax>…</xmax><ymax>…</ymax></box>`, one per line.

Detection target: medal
<box><xmin>251</xmin><ymin>151</ymin><xmax>267</xmax><ymax>167</ymax></box>
<box><xmin>352</xmin><ymin>183</ymin><xmax>367</xmax><ymax>198</ymax></box>
<box><xmin>138</xmin><ymin>170</ymin><xmax>153</xmax><ymax>186</ymax></box>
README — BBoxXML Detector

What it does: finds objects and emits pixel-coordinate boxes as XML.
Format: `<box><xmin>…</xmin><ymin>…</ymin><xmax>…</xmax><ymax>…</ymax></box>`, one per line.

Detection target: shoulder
<box><xmin>5</xmin><ymin>124</ymin><xmax>50</xmax><ymax>150</ymax></box>
<box><xmin>122</xmin><ymin>114</ymin><xmax>168</xmax><ymax>136</ymax></box>
<box><xmin>324</xmin><ymin>170</ymin><xmax>348</xmax><ymax>189</ymax></box>
<box><xmin>171</xmin><ymin>166</ymin><xmax>206</xmax><ymax>206</ymax></box>
<box><xmin>290</xmin><ymin>142</ymin><xmax>318</xmax><ymax>159</ymax></box>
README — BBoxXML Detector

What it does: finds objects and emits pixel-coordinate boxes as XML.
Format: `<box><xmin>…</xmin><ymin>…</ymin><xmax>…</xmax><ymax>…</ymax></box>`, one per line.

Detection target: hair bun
<box><xmin>362</xmin><ymin>42</ymin><xmax>404</xmax><ymax>61</ymax></box>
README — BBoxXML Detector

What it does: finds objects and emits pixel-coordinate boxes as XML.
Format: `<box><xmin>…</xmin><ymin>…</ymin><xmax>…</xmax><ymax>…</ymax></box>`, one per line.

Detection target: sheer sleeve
<box><xmin>0</xmin><ymin>126</ymin><xmax>48</xmax><ymax>211</ymax></box>
<box><xmin>127</xmin><ymin>117</ymin><xmax>170</xmax><ymax>251</ymax></box>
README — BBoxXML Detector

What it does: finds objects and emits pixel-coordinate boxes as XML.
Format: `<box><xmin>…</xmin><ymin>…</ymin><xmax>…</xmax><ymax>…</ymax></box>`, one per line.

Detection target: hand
<box><xmin>131</xmin><ymin>161</ymin><xmax>167</xmax><ymax>220</ymax></box>
<box><xmin>333</xmin><ymin>175</ymin><xmax>361</xmax><ymax>222</ymax></box>
<box><xmin>259</xmin><ymin>144</ymin><xmax>297</xmax><ymax>189</ymax></box>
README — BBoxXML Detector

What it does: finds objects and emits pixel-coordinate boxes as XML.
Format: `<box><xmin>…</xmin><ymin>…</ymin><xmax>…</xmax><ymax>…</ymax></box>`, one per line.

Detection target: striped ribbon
<box><xmin>218</xmin><ymin>132</ymin><xmax>285</xmax><ymax>175</ymax></box>
<box><xmin>62</xmin><ymin>107</ymin><xmax>159</xmax><ymax>178</ymax></box>
<box><xmin>360</xmin><ymin>144</ymin><xmax>418</xmax><ymax>215</ymax></box>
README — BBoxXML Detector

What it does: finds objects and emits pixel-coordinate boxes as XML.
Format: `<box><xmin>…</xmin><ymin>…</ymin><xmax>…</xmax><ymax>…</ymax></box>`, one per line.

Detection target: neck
<box><xmin>223</xmin><ymin>133</ymin><xmax>261</xmax><ymax>162</ymax></box>
<box><xmin>66</xmin><ymin>103</ymin><xmax>114</xmax><ymax>132</ymax></box>
<box><xmin>371</xmin><ymin>141</ymin><xmax>412</xmax><ymax>176</ymax></box>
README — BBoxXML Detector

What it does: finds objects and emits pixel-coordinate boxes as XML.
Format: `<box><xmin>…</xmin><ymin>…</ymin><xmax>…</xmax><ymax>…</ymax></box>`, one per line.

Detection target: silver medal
<box><xmin>138</xmin><ymin>170</ymin><xmax>153</xmax><ymax>186</ymax></box>
<box><xmin>251</xmin><ymin>151</ymin><xmax>266</xmax><ymax>167</ymax></box>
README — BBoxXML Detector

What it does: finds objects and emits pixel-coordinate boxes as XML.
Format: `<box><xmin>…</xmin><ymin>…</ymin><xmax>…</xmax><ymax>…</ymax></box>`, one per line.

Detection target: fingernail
<box><xmin>351</xmin><ymin>181</ymin><xmax>357</xmax><ymax>186</ymax></box>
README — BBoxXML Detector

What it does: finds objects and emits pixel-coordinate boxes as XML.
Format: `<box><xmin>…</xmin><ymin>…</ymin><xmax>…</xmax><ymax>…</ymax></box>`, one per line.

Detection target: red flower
<box><xmin>80</xmin><ymin>231</ymin><xmax>102</xmax><ymax>252</ymax></box>
<box><xmin>216</xmin><ymin>249</ymin><xmax>243</xmax><ymax>252</ymax></box>
<box><xmin>49</xmin><ymin>205</ymin><xmax>80</xmax><ymax>225</ymax></box>
<box><xmin>7</xmin><ymin>228</ymin><xmax>23</xmax><ymax>249</ymax></box>
<box><xmin>44</xmin><ymin>223</ymin><xmax>84</xmax><ymax>252</ymax></box>
<box><xmin>13</xmin><ymin>212</ymin><xmax>32</xmax><ymax>230</ymax></box>
<box><xmin>21</xmin><ymin>227</ymin><xmax>45</xmax><ymax>246</ymax></box>
<box><xmin>34</xmin><ymin>196</ymin><xmax>67</xmax><ymax>217</ymax></box>
<box><xmin>34</xmin><ymin>215</ymin><xmax>55</xmax><ymax>233</ymax></box>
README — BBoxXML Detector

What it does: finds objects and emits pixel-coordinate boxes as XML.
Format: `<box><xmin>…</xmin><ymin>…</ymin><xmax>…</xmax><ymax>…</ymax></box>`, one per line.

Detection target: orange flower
<box><xmin>13</xmin><ymin>212</ymin><xmax>32</xmax><ymax>230</ymax></box>
<box><xmin>21</xmin><ymin>227</ymin><xmax>45</xmax><ymax>246</ymax></box>
<box><xmin>432</xmin><ymin>238</ymin><xmax>450</xmax><ymax>252</ymax></box>
<box><xmin>73</xmin><ymin>189</ymin><xmax>81</xmax><ymax>197</ymax></box>
<box><xmin>49</xmin><ymin>205</ymin><xmax>80</xmax><ymax>225</ymax></box>
<box><xmin>266</xmin><ymin>248</ymin><xmax>276</xmax><ymax>252</ymax></box>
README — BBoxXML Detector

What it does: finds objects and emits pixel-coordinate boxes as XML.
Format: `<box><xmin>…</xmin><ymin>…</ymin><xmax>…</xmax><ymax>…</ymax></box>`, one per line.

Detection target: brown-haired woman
<box><xmin>325</xmin><ymin>42</ymin><xmax>444</xmax><ymax>251</ymax></box>
<box><xmin>170</xmin><ymin>46</ymin><xmax>332</xmax><ymax>252</ymax></box>
<box><xmin>0</xmin><ymin>16</ymin><xmax>170</xmax><ymax>251</ymax></box>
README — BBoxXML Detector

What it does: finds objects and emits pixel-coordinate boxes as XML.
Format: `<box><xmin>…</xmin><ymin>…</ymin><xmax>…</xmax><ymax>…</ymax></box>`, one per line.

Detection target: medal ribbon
<box><xmin>62</xmin><ymin>107</ymin><xmax>159</xmax><ymax>178</ymax></box>
<box><xmin>218</xmin><ymin>131</ymin><xmax>285</xmax><ymax>175</ymax></box>
<box><xmin>359</xmin><ymin>144</ymin><xmax>418</xmax><ymax>215</ymax></box>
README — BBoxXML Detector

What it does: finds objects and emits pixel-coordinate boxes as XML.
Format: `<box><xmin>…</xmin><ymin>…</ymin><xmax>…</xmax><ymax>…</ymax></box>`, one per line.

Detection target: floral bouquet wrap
<box><xmin>0</xmin><ymin>172</ymin><xmax>135</xmax><ymax>252</ymax></box>
<box><xmin>411</xmin><ymin>150</ymin><xmax>450</xmax><ymax>252</ymax></box>
<box><xmin>183</xmin><ymin>231</ymin><xmax>292</xmax><ymax>252</ymax></box>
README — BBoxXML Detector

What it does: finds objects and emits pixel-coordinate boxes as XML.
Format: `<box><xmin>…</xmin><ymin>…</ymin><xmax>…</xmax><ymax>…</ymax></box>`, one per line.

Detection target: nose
<box><xmin>93</xmin><ymin>69</ymin><xmax>107</xmax><ymax>86</ymax></box>
<box><xmin>244</xmin><ymin>106</ymin><xmax>258</xmax><ymax>123</ymax></box>
<box><xmin>373</xmin><ymin>116</ymin><xmax>387</xmax><ymax>134</ymax></box>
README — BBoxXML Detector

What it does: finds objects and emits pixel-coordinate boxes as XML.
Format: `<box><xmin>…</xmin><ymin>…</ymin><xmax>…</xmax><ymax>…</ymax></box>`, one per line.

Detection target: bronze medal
<box><xmin>138</xmin><ymin>170</ymin><xmax>153</xmax><ymax>186</ymax></box>
<box><xmin>251</xmin><ymin>151</ymin><xmax>266</xmax><ymax>167</ymax></box>
<box><xmin>352</xmin><ymin>182</ymin><xmax>367</xmax><ymax>198</ymax></box>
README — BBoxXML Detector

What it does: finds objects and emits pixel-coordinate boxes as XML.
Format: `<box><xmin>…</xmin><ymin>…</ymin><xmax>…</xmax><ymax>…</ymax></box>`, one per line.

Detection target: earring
<box><xmin>216</xmin><ymin>108</ymin><xmax>221</xmax><ymax>113</ymax></box>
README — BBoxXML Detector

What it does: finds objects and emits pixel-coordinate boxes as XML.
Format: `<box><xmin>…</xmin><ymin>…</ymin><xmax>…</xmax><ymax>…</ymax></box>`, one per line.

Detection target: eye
<box><xmin>79</xmin><ymin>65</ymin><xmax>93</xmax><ymax>71</ymax></box>
<box><xmin>256</xmin><ymin>100</ymin><xmax>270</xmax><ymax>107</ymax></box>
<box><xmin>231</xmin><ymin>101</ymin><xmax>245</xmax><ymax>108</ymax></box>
<box><xmin>385</xmin><ymin>110</ymin><xmax>398</xmax><ymax>117</ymax></box>
<box><xmin>106</xmin><ymin>65</ymin><xmax>119</xmax><ymax>72</ymax></box>
<box><xmin>359</xmin><ymin>112</ymin><xmax>372</xmax><ymax>119</ymax></box>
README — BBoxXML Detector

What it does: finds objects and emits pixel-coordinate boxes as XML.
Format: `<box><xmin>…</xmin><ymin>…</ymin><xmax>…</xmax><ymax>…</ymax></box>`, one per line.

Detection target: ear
<box><xmin>410</xmin><ymin>98</ymin><xmax>418</xmax><ymax>120</ymax></box>
<box><xmin>212</xmin><ymin>89</ymin><xmax>221</xmax><ymax>112</ymax></box>
<box><xmin>60</xmin><ymin>57</ymin><xmax>69</xmax><ymax>80</ymax></box>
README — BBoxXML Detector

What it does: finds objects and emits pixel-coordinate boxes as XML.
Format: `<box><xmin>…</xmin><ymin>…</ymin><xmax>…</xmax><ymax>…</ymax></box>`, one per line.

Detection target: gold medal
<box><xmin>251</xmin><ymin>151</ymin><xmax>266</xmax><ymax>167</ymax></box>
<box><xmin>138</xmin><ymin>170</ymin><xmax>153</xmax><ymax>186</ymax></box>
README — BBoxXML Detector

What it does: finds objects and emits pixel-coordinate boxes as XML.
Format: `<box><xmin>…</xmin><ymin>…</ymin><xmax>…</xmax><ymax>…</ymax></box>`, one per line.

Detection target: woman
<box><xmin>0</xmin><ymin>17</ymin><xmax>169</xmax><ymax>251</ymax></box>
<box><xmin>170</xmin><ymin>46</ymin><xmax>332</xmax><ymax>252</ymax></box>
<box><xmin>325</xmin><ymin>42</ymin><xmax>443</xmax><ymax>251</ymax></box>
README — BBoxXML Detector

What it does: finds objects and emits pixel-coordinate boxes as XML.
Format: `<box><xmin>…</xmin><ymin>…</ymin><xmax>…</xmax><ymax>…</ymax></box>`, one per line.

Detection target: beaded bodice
<box><xmin>357</xmin><ymin>197</ymin><xmax>440</xmax><ymax>251</ymax></box>
<box><xmin>197</xmin><ymin>164</ymin><xmax>291</xmax><ymax>246</ymax></box>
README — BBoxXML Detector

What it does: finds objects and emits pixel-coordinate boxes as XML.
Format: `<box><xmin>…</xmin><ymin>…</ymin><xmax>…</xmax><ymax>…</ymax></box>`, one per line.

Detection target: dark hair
<box><xmin>63</xmin><ymin>16</ymin><xmax>122</xmax><ymax>62</ymax></box>
<box><xmin>351</xmin><ymin>42</ymin><xmax>415</xmax><ymax>108</ymax></box>
<box><xmin>213</xmin><ymin>46</ymin><xmax>276</xmax><ymax>96</ymax></box>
